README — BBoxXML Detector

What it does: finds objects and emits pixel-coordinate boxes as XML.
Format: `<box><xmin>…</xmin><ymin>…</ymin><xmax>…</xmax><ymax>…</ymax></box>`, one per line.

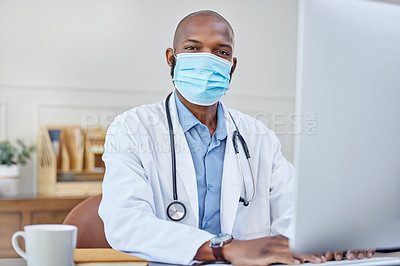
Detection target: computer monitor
<box><xmin>290</xmin><ymin>0</ymin><xmax>400</xmax><ymax>254</ymax></box>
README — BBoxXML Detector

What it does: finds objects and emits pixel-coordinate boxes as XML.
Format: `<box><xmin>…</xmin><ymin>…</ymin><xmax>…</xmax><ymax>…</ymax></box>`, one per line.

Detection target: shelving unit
<box><xmin>37</xmin><ymin>125</ymin><xmax>106</xmax><ymax>197</ymax></box>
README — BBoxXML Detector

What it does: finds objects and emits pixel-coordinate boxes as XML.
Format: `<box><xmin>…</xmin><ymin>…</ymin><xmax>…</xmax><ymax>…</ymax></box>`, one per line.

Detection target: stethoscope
<box><xmin>165</xmin><ymin>92</ymin><xmax>257</xmax><ymax>222</ymax></box>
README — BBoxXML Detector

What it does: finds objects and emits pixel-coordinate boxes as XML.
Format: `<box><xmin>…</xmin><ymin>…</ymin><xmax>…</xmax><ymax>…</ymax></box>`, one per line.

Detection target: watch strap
<box><xmin>210</xmin><ymin>236</ymin><xmax>232</xmax><ymax>261</ymax></box>
<box><xmin>211</xmin><ymin>243</ymin><xmax>225</xmax><ymax>261</ymax></box>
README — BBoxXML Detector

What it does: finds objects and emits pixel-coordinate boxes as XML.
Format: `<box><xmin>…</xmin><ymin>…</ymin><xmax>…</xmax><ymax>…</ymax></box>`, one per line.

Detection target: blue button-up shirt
<box><xmin>175</xmin><ymin>93</ymin><xmax>227</xmax><ymax>235</ymax></box>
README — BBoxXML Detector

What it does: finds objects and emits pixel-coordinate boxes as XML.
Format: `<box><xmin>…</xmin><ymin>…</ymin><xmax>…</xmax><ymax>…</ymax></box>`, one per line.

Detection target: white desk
<box><xmin>0</xmin><ymin>258</ymin><xmax>181</xmax><ymax>266</ymax></box>
<box><xmin>1</xmin><ymin>253</ymin><xmax>400</xmax><ymax>266</ymax></box>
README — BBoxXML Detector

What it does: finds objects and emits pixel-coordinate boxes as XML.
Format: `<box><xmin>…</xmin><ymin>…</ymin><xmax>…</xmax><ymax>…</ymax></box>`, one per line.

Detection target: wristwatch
<box><xmin>209</xmin><ymin>233</ymin><xmax>233</xmax><ymax>261</ymax></box>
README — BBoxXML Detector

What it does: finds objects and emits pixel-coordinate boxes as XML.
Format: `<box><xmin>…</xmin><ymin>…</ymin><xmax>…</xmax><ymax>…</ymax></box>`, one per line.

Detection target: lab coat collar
<box><xmin>219</xmin><ymin>101</ymin><xmax>243</xmax><ymax>235</ymax></box>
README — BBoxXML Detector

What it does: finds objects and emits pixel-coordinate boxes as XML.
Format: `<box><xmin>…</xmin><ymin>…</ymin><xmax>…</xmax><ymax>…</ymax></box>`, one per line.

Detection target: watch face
<box><xmin>211</xmin><ymin>233</ymin><xmax>232</xmax><ymax>244</ymax></box>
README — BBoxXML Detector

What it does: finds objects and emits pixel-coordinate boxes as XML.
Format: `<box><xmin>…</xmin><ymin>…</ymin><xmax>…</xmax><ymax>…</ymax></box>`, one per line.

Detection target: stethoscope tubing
<box><xmin>166</xmin><ymin>93</ymin><xmax>178</xmax><ymax>201</ymax></box>
<box><xmin>166</xmin><ymin>93</ymin><xmax>187</xmax><ymax>222</ymax></box>
<box><xmin>229</xmin><ymin>113</ymin><xmax>257</xmax><ymax>205</ymax></box>
<box><xmin>165</xmin><ymin>92</ymin><xmax>256</xmax><ymax>222</ymax></box>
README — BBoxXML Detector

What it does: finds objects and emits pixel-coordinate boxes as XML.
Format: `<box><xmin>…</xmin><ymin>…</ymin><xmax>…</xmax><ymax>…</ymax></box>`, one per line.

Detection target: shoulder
<box><xmin>107</xmin><ymin>100</ymin><xmax>166</xmax><ymax>134</ymax></box>
<box><xmin>115</xmin><ymin>100</ymin><xmax>165</xmax><ymax>122</ymax></box>
<box><xmin>226</xmin><ymin>108</ymin><xmax>264</xmax><ymax>128</ymax></box>
<box><xmin>224</xmin><ymin>105</ymin><xmax>275</xmax><ymax>136</ymax></box>
<box><xmin>223</xmin><ymin>104</ymin><xmax>281</xmax><ymax>147</ymax></box>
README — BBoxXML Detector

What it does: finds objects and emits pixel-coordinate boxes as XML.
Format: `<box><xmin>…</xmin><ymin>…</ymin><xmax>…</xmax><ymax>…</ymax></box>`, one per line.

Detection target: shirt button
<box><xmin>207</xmin><ymin>184</ymin><xmax>212</xmax><ymax>191</ymax></box>
<box><xmin>204</xmin><ymin>222</ymin><xmax>209</xmax><ymax>228</ymax></box>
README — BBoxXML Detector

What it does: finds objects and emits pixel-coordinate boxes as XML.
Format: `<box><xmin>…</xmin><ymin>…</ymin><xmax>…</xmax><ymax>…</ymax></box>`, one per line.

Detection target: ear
<box><xmin>166</xmin><ymin>48</ymin><xmax>174</xmax><ymax>67</ymax></box>
<box><xmin>230</xmin><ymin>57</ymin><xmax>238</xmax><ymax>79</ymax></box>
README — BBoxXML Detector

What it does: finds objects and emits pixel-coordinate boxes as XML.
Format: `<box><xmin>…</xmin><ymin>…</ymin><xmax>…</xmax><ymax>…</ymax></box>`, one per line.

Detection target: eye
<box><xmin>215</xmin><ymin>50</ymin><xmax>230</xmax><ymax>56</ymax></box>
<box><xmin>184</xmin><ymin>46</ymin><xmax>199</xmax><ymax>51</ymax></box>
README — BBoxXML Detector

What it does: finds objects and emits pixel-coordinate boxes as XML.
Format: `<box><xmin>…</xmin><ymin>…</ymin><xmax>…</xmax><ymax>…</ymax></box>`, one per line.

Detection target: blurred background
<box><xmin>0</xmin><ymin>0</ymin><xmax>298</xmax><ymax>195</ymax></box>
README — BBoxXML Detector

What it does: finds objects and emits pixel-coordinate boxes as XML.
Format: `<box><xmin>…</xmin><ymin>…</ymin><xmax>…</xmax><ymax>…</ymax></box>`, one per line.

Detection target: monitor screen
<box><xmin>290</xmin><ymin>0</ymin><xmax>400</xmax><ymax>254</ymax></box>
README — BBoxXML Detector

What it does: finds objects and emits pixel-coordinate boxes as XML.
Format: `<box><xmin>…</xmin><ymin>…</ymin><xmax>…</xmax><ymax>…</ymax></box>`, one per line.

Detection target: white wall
<box><xmin>0</xmin><ymin>0</ymin><xmax>298</xmax><ymax>195</ymax></box>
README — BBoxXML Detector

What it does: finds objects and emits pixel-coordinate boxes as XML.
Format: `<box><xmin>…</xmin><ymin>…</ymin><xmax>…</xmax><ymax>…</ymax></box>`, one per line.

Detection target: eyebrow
<box><xmin>217</xmin><ymin>43</ymin><xmax>233</xmax><ymax>51</ymax></box>
<box><xmin>183</xmin><ymin>39</ymin><xmax>233</xmax><ymax>51</ymax></box>
<box><xmin>183</xmin><ymin>39</ymin><xmax>201</xmax><ymax>44</ymax></box>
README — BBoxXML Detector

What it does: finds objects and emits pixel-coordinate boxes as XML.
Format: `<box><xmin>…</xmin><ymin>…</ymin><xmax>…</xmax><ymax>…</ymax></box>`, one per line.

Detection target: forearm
<box><xmin>102</xmin><ymin>210</ymin><xmax>212</xmax><ymax>264</ymax></box>
<box><xmin>194</xmin><ymin>241</ymin><xmax>215</xmax><ymax>261</ymax></box>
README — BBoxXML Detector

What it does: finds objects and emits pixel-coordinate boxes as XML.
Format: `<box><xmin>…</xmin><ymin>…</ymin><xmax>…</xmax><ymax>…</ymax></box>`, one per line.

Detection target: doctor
<box><xmin>99</xmin><ymin>10</ymin><xmax>372</xmax><ymax>265</ymax></box>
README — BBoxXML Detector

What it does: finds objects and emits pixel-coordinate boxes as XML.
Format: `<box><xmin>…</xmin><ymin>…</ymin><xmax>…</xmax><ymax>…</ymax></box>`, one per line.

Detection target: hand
<box><xmin>325</xmin><ymin>249</ymin><xmax>376</xmax><ymax>261</ymax></box>
<box><xmin>223</xmin><ymin>235</ymin><xmax>326</xmax><ymax>266</ymax></box>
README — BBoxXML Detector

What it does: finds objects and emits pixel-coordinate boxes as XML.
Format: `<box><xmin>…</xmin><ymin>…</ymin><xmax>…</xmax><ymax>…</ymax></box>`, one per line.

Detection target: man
<box><xmin>99</xmin><ymin>10</ymin><xmax>374</xmax><ymax>265</ymax></box>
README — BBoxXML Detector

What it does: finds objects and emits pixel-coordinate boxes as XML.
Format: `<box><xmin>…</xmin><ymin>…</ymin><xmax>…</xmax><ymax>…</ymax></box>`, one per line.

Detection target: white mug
<box><xmin>12</xmin><ymin>224</ymin><xmax>77</xmax><ymax>266</ymax></box>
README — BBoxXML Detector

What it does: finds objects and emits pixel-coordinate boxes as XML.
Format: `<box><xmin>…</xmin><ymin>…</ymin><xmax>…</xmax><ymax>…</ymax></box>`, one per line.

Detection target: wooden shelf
<box><xmin>0</xmin><ymin>196</ymin><xmax>87</xmax><ymax>258</ymax></box>
<box><xmin>38</xmin><ymin>125</ymin><xmax>105</xmax><ymax>197</ymax></box>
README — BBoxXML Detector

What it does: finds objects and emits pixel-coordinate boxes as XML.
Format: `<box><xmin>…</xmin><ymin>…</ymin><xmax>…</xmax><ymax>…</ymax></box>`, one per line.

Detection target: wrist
<box><xmin>194</xmin><ymin>241</ymin><xmax>214</xmax><ymax>261</ymax></box>
<box><xmin>209</xmin><ymin>233</ymin><xmax>233</xmax><ymax>261</ymax></box>
<box><xmin>222</xmin><ymin>239</ymin><xmax>240</xmax><ymax>262</ymax></box>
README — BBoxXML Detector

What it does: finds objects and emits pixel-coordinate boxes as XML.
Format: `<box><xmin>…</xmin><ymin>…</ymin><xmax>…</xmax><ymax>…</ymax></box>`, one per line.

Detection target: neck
<box><xmin>176</xmin><ymin>91</ymin><xmax>218</xmax><ymax>136</ymax></box>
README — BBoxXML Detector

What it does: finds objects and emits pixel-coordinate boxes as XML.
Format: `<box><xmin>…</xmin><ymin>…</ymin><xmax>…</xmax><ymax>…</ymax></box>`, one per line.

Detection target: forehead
<box><xmin>174</xmin><ymin>15</ymin><xmax>234</xmax><ymax>47</ymax></box>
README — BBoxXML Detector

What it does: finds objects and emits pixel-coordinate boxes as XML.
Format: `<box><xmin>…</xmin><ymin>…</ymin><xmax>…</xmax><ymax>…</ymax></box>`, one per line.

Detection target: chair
<box><xmin>63</xmin><ymin>194</ymin><xmax>111</xmax><ymax>248</ymax></box>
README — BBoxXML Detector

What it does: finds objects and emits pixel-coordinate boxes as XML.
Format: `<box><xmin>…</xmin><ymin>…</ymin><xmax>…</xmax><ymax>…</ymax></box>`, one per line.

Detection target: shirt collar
<box><xmin>214</xmin><ymin>103</ymin><xmax>227</xmax><ymax>141</ymax></box>
<box><xmin>174</xmin><ymin>91</ymin><xmax>227</xmax><ymax>140</ymax></box>
<box><xmin>174</xmin><ymin>92</ymin><xmax>200</xmax><ymax>133</ymax></box>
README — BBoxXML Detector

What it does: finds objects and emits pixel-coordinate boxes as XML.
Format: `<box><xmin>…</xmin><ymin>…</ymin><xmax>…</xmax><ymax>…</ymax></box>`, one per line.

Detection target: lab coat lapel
<box><xmin>168</xmin><ymin>95</ymin><xmax>199</xmax><ymax>225</ymax></box>
<box><xmin>220</xmin><ymin>103</ymin><xmax>242</xmax><ymax>234</ymax></box>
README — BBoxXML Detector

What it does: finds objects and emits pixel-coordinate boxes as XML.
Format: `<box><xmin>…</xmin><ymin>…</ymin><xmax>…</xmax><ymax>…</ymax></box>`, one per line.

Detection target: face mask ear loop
<box><xmin>173</xmin><ymin>50</ymin><xmax>177</xmax><ymax>60</ymax></box>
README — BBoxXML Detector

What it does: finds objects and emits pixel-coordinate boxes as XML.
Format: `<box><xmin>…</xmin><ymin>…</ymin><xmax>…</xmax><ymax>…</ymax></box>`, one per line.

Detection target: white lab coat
<box><xmin>99</xmin><ymin>93</ymin><xmax>295</xmax><ymax>264</ymax></box>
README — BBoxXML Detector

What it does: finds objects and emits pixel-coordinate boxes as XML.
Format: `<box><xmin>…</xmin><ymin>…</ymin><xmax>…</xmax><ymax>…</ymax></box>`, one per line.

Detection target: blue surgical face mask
<box><xmin>173</xmin><ymin>52</ymin><xmax>233</xmax><ymax>106</ymax></box>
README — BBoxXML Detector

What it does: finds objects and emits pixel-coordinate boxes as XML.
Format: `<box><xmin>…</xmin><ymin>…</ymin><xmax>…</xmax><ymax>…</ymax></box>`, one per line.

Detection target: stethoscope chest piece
<box><xmin>167</xmin><ymin>201</ymin><xmax>186</xmax><ymax>221</ymax></box>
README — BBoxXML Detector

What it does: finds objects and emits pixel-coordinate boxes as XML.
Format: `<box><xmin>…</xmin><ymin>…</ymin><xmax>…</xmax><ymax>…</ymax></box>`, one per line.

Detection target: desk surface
<box><xmin>1</xmin><ymin>253</ymin><xmax>400</xmax><ymax>266</ymax></box>
<box><xmin>0</xmin><ymin>258</ymin><xmax>177</xmax><ymax>266</ymax></box>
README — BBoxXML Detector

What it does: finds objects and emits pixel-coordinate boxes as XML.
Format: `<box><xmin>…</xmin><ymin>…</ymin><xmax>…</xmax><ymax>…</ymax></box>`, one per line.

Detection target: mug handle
<box><xmin>11</xmin><ymin>231</ymin><xmax>27</xmax><ymax>259</ymax></box>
